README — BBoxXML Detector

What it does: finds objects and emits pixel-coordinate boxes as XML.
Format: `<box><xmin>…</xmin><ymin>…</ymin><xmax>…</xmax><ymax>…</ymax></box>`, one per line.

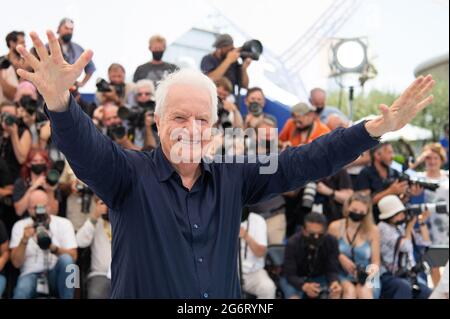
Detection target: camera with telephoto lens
<box><xmin>45</xmin><ymin>169</ymin><xmax>60</xmax><ymax>187</ymax></box>
<box><xmin>398</xmin><ymin>173</ymin><xmax>440</xmax><ymax>192</ymax></box>
<box><xmin>96</xmin><ymin>78</ymin><xmax>126</xmax><ymax>98</ymax></box>
<box><xmin>1</xmin><ymin>113</ymin><xmax>18</xmax><ymax>126</ymax></box>
<box><xmin>76</xmin><ymin>184</ymin><xmax>94</xmax><ymax>213</ymax></box>
<box><xmin>34</xmin><ymin>205</ymin><xmax>52</xmax><ymax>250</ymax></box>
<box><xmin>406</xmin><ymin>201</ymin><xmax>448</xmax><ymax>217</ymax></box>
<box><xmin>106</xmin><ymin>124</ymin><xmax>127</xmax><ymax>140</ymax></box>
<box><xmin>217</xmin><ymin>98</ymin><xmax>232</xmax><ymax>129</ymax></box>
<box><xmin>302</xmin><ymin>182</ymin><xmax>317</xmax><ymax>209</ymax></box>
<box><xmin>355</xmin><ymin>264</ymin><xmax>369</xmax><ymax>285</ymax></box>
<box><xmin>248</xmin><ymin>102</ymin><xmax>263</xmax><ymax>117</ymax></box>
<box><xmin>118</xmin><ymin>101</ymin><xmax>155</xmax><ymax>131</ymax></box>
<box><xmin>0</xmin><ymin>56</ymin><xmax>11</xmax><ymax>69</ymax></box>
<box><xmin>240</xmin><ymin>40</ymin><xmax>263</xmax><ymax>61</ymax></box>
<box><xmin>317</xmin><ymin>287</ymin><xmax>329</xmax><ymax>299</ymax></box>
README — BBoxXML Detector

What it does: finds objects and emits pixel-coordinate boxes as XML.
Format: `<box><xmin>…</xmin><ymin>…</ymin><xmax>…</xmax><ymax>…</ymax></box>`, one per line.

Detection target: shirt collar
<box><xmin>154</xmin><ymin>146</ymin><xmax>212</xmax><ymax>182</ymax></box>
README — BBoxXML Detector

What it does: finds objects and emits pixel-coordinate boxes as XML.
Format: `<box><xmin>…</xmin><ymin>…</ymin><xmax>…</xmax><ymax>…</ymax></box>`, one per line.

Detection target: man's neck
<box><xmin>151</xmin><ymin>60</ymin><xmax>163</xmax><ymax>65</ymax></box>
<box><xmin>162</xmin><ymin>148</ymin><xmax>202</xmax><ymax>190</ymax></box>
<box><xmin>374</xmin><ymin>161</ymin><xmax>389</xmax><ymax>178</ymax></box>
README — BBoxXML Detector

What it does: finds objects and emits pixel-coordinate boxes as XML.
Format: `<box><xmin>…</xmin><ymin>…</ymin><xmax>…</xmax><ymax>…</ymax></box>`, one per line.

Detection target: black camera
<box><xmin>45</xmin><ymin>169</ymin><xmax>60</xmax><ymax>187</ymax></box>
<box><xmin>34</xmin><ymin>205</ymin><xmax>52</xmax><ymax>250</ymax></box>
<box><xmin>1</xmin><ymin>113</ymin><xmax>18</xmax><ymax>126</ymax></box>
<box><xmin>96</xmin><ymin>78</ymin><xmax>112</xmax><ymax>93</ymax></box>
<box><xmin>317</xmin><ymin>287</ymin><xmax>329</xmax><ymax>299</ymax></box>
<box><xmin>355</xmin><ymin>264</ymin><xmax>369</xmax><ymax>285</ymax></box>
<box><xmin>76</xmin><ymin>184</ymin><xmax>94</xmax><ymax>213</ymax></box>
<box><xmin>118</xmin><ymin>102</ymin><xmax>155</xmax><ymax>131</ymax></box>
<box><xmin>240</xmin><ymin>40</ymin><xmax>263</xmax><ymax>61</ymax></box>
<box><xmin>398</xmin><ymin>173</ymin><xmax>440</xmax><ymax>192</ymax></box>
<box><xmin>19</xmin><ymin>95</ymin><xmax>39</xmax><ymax>115</ymax></box>
<box><xmin>0</xmin><ymin>56</ymin><xmax>11</xmax><ymax>69</ymax></box>
<box><xmin>406</xmin><ymin>201</ymin><xmax>448</xmax><ymax>216</ymax></box>
<box><xmin>248</xmin><ymin>102</ymin><xmax>263</xmax><ymax>117</ymax></box>
<box><xmin>107</xmin><ymin>124</ymin><xmax>127</xmax><ymax>140</ymax></box>
<box><xmin>302</xmin><ymin>182</ymin><xmax>317</xmax><ymax>209</ymax></box>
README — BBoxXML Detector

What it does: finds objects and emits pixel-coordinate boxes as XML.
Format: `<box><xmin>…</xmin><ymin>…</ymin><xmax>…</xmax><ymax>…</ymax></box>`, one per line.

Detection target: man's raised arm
<box><xmin>16</xmin><ymin>31</ymin><xmax>133</xmax><ymax>209</ymax></box>
<box><xmin>242</xmin><ymin>75</ymin><xmax>435</xmax><ymax>206</ymax></box>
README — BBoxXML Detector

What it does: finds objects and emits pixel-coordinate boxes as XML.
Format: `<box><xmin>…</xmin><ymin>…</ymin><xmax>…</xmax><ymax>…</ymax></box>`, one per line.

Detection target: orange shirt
<box><xmin>279</xmin><ymin>119</ymin><xmax>331</xmax><ymax>147</ymax></box>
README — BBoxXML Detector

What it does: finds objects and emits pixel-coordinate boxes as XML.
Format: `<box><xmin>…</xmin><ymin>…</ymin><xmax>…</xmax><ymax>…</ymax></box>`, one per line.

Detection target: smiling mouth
<box><xmin>177</xmin><ymin>137</ymin><xmax>201</xmax><ymax>145</ymax></box>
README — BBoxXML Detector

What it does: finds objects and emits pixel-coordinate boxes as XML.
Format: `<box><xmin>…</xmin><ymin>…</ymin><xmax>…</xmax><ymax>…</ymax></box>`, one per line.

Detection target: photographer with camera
<box><xmin>133</xmin><ymin>35</ymin><xmax>178</xmax><ymax>86</ymax></box>
<box><xmin>96</xmin><ymin>63</ymin><xmax>135</xmax><ymax>107</ymax></box>
<box><xmin>201</xmin><ymin>34</ymin><xmax>251</xmax><ymax>92</ymax></box>
<box><xmin>355</xmin><ymin>143</ymin><xmax>423</xmax><ymax>222</ymax></box>
<box><xmin>10</xmin><ymin>189</ymin><xmax>77</xmax><ymax>299</ymax></box>
<box><xmin>14</xmin><ymin>81</ymin><xmax>51</xmax><ymax>149</ymax></box>
<box><xmin>0</xmin><ymin>102</ymin><xmax>32</xmax><ymax>179</ymax></box>
<box><xmin>280</xmin><ymin>212</ymin><xmax>342</xmax><ymax>299</ymax></box>
<box><xmin>413</xmin><ymin>143</ymin><xmax>449</xmax><ymax>286</ymax></box>
<box><xmin>0</xmin><ymin>31</ymin><xmax>24</xmax><ymax>104</ymax></box>
<box><xmin>76</xmin><ymin>196</ymin><xmax>111</xmax><ymax>299</ymax></box>
<box><xmin>243</xmin><ymin>87</ymin><xmax>268</xmax><ymax>129</ymax></box>
<box><xmin>310</xmin><ymin>88</ymin><xmax>348</xmax><ymax>125</ymax></box>
<box><xmin>53</xmin><ymin>18</ymin><xmax>96</xmax><ymax>88</ymax></box>
<box><xmin>279</xmin><ymin>102</ymin><xmax>330</xmax><ymax>150</ymax></box>
<box><xmin>377</xmin><ymin>195</ymin><xmax>432</xmax><ymax>299</ymax></box>
<box><xmin>93</xmin><ymin>104</ymin><xmax>140</xmax><ymax>151</ymax></box>
<box><xmin>215</xmin><ymin>77</ymin><xmax>244</xmax><ymax>130</ymax></box>
<box><xmin>328</xmin><ymin>193</ymin><xmax>380</xmax><ymax>299</ymax></box>
<box><xmin>13</xmin><ymin>148</ymin><xmax>60</xmax><ymax>217</ymax></box>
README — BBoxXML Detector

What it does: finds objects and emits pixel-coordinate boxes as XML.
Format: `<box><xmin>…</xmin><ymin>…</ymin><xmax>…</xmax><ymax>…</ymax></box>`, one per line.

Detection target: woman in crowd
<box><xmin>328</xmin><ymin>193</ymin><xmax>380</xmax><ymax>299</ymax></box>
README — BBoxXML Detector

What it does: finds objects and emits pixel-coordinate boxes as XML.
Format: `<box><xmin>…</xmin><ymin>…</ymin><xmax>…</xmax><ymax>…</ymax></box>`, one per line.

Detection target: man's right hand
<box><xmin>225</xmin><ymin>49</ymin><xmax>240</xmax><ymax>64</ymax></box>
<box><xmin>22</xmin><ymin>225</ymin><xmax>36</xmax><ymax>243</ymax></box>
<box><xmin>16</xmin><ymin>31</ymin><xmax>93</xmax><ymax>111</ymax></box>
<box><xmin>302</xmin><ymin>282</ymin><xmax>321</xmax><ymax>298</ymax></box>
<box><xmin>388</xmin><ymin>180</ymin><xmax>409</xmax><ymax>195</ymax></box>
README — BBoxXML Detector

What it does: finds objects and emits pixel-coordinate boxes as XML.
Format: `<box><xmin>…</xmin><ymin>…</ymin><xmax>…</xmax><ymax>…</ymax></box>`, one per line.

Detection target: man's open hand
<box><xmin>16</xmin><ymin>31</ymin><xmax>93</xmax><ymax>111</ymax></box>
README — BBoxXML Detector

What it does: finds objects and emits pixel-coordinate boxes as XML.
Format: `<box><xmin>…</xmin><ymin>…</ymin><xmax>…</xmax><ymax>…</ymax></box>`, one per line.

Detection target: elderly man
<box><xmin>16</xmin><ymin>31</ymin><xmax>435</xmax><ymax>299</ymax></box>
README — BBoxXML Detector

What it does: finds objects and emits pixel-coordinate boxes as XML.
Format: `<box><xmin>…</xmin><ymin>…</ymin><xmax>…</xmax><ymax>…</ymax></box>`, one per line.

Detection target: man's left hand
<box><xmin>365</xmin><ymin>75</ymin><xmax>435</xmax><ymax>137</ymax></box>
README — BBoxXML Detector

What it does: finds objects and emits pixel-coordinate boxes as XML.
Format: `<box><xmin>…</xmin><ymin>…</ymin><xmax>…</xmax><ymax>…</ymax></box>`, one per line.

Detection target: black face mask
<box><xmin>348</xmin><ymin>211</ymin><xmax>366</xmax><ymax>223</ymax></box>
<box><xmin>61</xmin><ymin>33</ymin><xmax>72</xmax><ymax>44</ymax></box>
<box><xmin>296</xmin><ymin>124</ymin><xmax>313</xmax><ymax>133</ymax></box>
<box><xmin>30</xmin><ymin>164</ymin><xmax>47</xmax><ymax>175</ymax></box>
<box><xmin>303</xmin><ymin>233</ymin><xmax>324</xmax><ymax>249</ymax></box>
<box><xmin>315</xmin><ymin>107</ymin><xmax>324</xmax><ymax>115</ymax></box>
<box><xmin>152</xmin><ymin>51</ymin><xmax>164</xmax><ymax>61</ymax></box>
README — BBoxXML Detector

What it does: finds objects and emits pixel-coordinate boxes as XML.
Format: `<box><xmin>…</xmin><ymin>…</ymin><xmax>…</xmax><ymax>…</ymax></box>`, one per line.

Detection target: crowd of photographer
<box><xmin>0</xmin><ymin>18</ymin><xmax>449</xmax><ymax>300</ymax></box>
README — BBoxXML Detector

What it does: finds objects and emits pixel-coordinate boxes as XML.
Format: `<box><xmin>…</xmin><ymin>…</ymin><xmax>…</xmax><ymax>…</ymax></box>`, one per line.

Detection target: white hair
<box><xmin>134</xmin><ymin>79</ymin><xmax>155</xmax><ymax>95</ymax></box>
<box><xmin>154</xmin><ymin>68</ymin><xmax>218</xmax><ymax>123</ymax></box>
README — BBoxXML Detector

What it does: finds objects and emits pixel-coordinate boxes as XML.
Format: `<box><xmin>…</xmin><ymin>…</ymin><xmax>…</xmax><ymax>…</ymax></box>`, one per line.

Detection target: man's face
<box><xmin>108</xmin><ymin>69</ymin><xmax>125</xmax><ymax>85</ymax></box>
<box><xmin>218</xmin><ymin>45</ymin><xmax>234</xmax><ymax>60</ymax></box>
<box><xmin>28</xmin><ymin>190</ymin><xmax>49</xmax><ymax>218</ymax></box>
<box><xmin>245</xmin><ymin>91</ymin><xmax>265</xmax><ymax>108</ymax></box>
<box><xmin>155</xmin><ymin>84</ymin><xmax>213</xmax><ymax>164</ymax></box>
<box><xmin>376</xmin><ymin>144</ymin><xmax>394</xmax><ymax>167</ymax></box>
<box><xmin>136</xmin><ymin>87</ymin><xmax>153</xmax><ymax>104</ymax></box>
<box><xmin>310</xmin><ymin>91</ymin><xmax>326</xmax><ymax>110</ymax></box>
<box><xmin>10</xmin><ymin>35</ymin><xmax>26</xmax><ymax>54</ymax></box>
<box><xmin>58</xmin><ymin>23</ymin><xmax>74</xmax><ymax>40</ymax></box>
<box><xmin>216</xmin><ymin>85</ymin><xmax>230</xmax><ymax>101</ymax></box>
<box><xmin>149</xmin><ymin>41</ymin><xmax>165</xmax><ymax>53</ymax></box>
<box><xmin>302</xmin><ymin>222</ymin><xmax>325</xmax><ymax>238</ymax></box>
<box><xmin>102</xmin><ymin>106</ymin><xmax>121</xmax><ymax>127</ymax></box>
<box><xmin>293</xmin><ymin>112</ymin><xmax>315</xmax><ymax>130</ymax></box>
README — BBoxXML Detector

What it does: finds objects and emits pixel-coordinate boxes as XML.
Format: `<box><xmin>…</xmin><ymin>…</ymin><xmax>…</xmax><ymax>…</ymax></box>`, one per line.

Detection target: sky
<box><xmin>1</xmin><ymin>0</ymin><xmax>448</xmax><ymax>99</ymax></box>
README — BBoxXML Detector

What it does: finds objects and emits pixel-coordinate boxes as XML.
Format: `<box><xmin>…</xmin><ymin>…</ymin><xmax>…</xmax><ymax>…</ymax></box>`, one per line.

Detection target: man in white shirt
<box><xmin>76</xmin><ymin>196</ymin><xmax>111</xmax><ymax>299</ymax></box>
<box><xmin>10</xmin><ymin>189</ymin><xmax>77</xmax><ymax>299</ymax></box>
<box><xmin>240</xmin><ymin>212</ymin><xmax>276</xmax><ymax>299</ymax></box>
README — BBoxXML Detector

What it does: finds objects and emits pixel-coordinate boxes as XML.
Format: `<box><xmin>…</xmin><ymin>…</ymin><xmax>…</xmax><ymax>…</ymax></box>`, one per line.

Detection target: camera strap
<box><xmin>345</xmin><ymin>219</ymin><xmax>362</xmax><ymax>261</ymax></box>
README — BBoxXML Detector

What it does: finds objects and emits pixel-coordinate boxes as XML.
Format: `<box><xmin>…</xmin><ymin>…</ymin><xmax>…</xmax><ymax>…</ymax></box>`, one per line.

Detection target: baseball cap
<box><xmin>291</xmin><ymin>102</ymin><xmax>316</xmax><ymax>116</ymax></box>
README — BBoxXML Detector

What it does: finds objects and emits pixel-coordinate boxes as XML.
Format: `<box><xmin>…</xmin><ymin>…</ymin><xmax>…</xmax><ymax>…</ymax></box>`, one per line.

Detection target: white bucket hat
<box><xmin>378</xmin><ymin>195</ymin><xmax>406</xmax><ymax>220</ymax></box>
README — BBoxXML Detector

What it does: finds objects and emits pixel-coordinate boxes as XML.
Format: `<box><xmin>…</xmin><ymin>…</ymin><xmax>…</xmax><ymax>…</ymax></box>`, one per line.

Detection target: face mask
<box><xmin>297</xmin><ymin>124</ymin><xmax>313</xmax><ymax>133</ymax></box>
<box><xmin>348</xmin><ymin>211</ymin><xmax>366</xmax><ymax>223</ymax></box>
<box><xmin>315</xmin><ymin>107</ymin><xmax>324</xmax><ymax>115</ymax></box>
<box><xmin>30</xmin><ymin>164</ymin><xmax>47</xmax><ymax>175</ymax></box>
<box><xmin>303</xmin><ymin>233</ymin><xmax>324</xmax><ymax>248</ymax></box>
<box><xmin>152</xmin><ymin>51</ymin><xmax>164</xmax><ymax>61</ymax></box>
<box><xmin>395</xmin><ymin>219</ymin><xmax>406</xmax><ymax>227</ymax></box>
<box><xmin>61</xmin><ymin>33</ymin><xmax>72</xmax><ymax>43</ymax></box>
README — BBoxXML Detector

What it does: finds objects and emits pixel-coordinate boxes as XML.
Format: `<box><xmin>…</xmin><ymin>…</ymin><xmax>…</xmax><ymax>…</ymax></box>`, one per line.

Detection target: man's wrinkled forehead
<box><xmin>165</xmin><ymin>84</ymin><xmax>211</xmax><ymax>113</ymax></box>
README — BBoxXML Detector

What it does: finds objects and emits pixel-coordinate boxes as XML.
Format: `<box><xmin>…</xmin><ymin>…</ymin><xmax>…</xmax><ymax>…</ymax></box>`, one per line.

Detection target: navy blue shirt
<box><xmin>45</xmin><ymin>96</ymin><xmax>379</xmax><ymax>298</ymax></box>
